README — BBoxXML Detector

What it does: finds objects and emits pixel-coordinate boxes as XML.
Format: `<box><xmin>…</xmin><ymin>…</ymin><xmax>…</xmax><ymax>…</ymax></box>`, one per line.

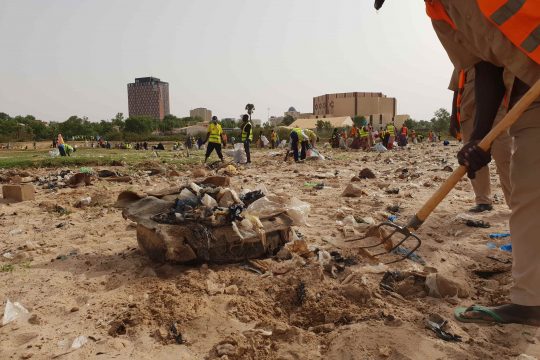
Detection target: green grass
<box><xmin>0</xmin><ymin>147</ymin><xmax>207</xmax><ymax>169</ymax></box>
<box><xmin>0</xmin><ymin>264</ymin><xmax>14</xmax><ymax>272</ymax></box>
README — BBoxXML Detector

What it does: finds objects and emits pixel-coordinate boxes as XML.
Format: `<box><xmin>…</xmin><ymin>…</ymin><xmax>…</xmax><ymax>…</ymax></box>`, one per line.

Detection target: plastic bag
<box><xmin>2</xmin><ymin>299</ymin><xmax>29</xmax><ymax>325</ymax></box>
<box><xmin>374</xmin><ymin>143</ymin><xmax>388</xmax><ymax>152</ymax></box>
<box><xmin>246</xmin><ymin>194</ymin><xmax>311</xmax><ymax>226</ymax></box>
<box><xmin>201</xmin><ymin>194</ymin><xmax>218</xmax><ymax>208</ymax></box>
<box><xmin>261</xmin><ymin>135</ymin><xmax>269</xmax><ymax>147</ymax></box>
<box><xmin>231</xmin><ymin>143</ymin><xmax>247</xmax><ymax>163</ymax></box>
<box><xmin>71</xmin><ymin>336</ymin><xmax>88</xmax><ymax>350</ymax></box>
<box><xmin>178</xmin><ymin>188</ymin><xmax>198</xmax><ymax>202</ymax></box>
<box><xmin>49</xmin><ymin>149</ymin><xmax>60</xmax><ymax>157</ymax></box>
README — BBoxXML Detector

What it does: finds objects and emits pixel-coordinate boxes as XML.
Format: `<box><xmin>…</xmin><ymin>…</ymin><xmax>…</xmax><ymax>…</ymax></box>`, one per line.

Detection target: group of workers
<box><xmin>329</xmin><ymin>122</ymin><xmax>416</xmax><ymax>151</ymax></box>
<box><xmin>376</xmin><ymin>0</ymin><xmax>540</xmax><ymax>326</ymax></box>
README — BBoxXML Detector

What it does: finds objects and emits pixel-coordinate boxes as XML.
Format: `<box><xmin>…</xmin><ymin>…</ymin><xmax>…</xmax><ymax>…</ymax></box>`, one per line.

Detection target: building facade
<box><xmin>127</xmin><ymin>77</ymin><xmax>170</xmax><ymax>120</ymax></box>
<box><xmin>313</xmin><ymin>92</ymin><xmax>396</xmax><ymax>119</ymax></box>
<box><xmin>284</xmin><ymin>106</ymin><xmax>301</xmax><ymax>120</ymax></box>
<box><xmin>190</xmin><ymin>108</ymin><xmax>213</xmax><ymax>122</ymax></box>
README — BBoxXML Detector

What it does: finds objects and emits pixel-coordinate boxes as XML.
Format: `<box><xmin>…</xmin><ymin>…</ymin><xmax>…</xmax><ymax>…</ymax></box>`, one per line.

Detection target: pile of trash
<box><xmin>116</xmin><ymin>176</ymin><xmax>311</xmax><ymax>264</ymax></box>
<box><xmin>34</xmin><ymin>170</ymin><xmax>92</xmax><ymax>189</ymax></box>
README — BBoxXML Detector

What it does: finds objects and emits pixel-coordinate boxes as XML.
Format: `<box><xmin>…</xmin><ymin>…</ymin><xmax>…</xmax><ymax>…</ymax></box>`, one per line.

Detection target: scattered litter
<box><xmin>9</xmin><ymin>229</ymin><xmax>23</xmax><ymax>236</ymax></box>
<box><xmin>169</xmin><ymin>323</ymin><xmax>186</xmax><ymax>344</ymax></box>
<box><xmin>2</xmin><ymin>299</ymin><xmax>29</xmax><ymax>325</ymax></box>
<box><xmin>392</xmin><ymin>246</ymin><xmax>424</xmax><ymax>264</ymax></box>
<box><xmin>489</xmin><ymin>233</ymin><xmax>511</xmax><ymax>239</ymax></box>
<box><xmin>71</xmin><ymin>336</ymin><xmax>88</xmax><ymax>350</ymax></box>
<box><xmin>425</xmin><ymin>314</ymin><xmax>462</xmax><ymax>342</ymax></box>
<box><xmin>500</xmin><ymin>243</ymin><xmax>512</xmax><ymax>252</ymax></box>
<box><xmin>75</xmin><ymin>197</ymin><xmax>92</xmax><ymax>208</ymax></box>
<box><xmin>466</xmin><ymin>219</ymin><xmax>490</xmax><ymax>228</ymax></box>
<box><xmin>388</xmin><ymin>215</ymin><xmax>398</xmax><ymax>223</ymax></box>
<box><xmin>442</xmin><ymin>165</ymin><xmax>453</xmax><ymax>172</ymax></box>
<box><xmin>385</xmin><ymin>188</ymin><xmax>400</xmax><ymax>194</ymax></box>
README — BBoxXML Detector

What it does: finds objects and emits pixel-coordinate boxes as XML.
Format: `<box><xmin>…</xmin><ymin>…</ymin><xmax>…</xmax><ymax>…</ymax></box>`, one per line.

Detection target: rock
<box><xmin>359</xmin><ymin>168</ymin><xmax>376</xmax><ymax>179</ymax></box>
<box><xmin>224</xmin><ymin>285</ymin><xmax>239</xmax><ymax>295</ymax></box>
<box><xmin>425</xmin><ymin>273</ymin><xmax>469</xmax><ymax>298</ymax></box>
<box><xmin>27</xmin><ymin>314</ymin><xmax>41</xmax><ymax>325</ymax></box>
<box><xmin>139</xmin><ymin>267</ymin><xmax>157</xmax><ymax>278</ymax></box>
<box><xmin>192</xmin><ymin>168</ymin><xmax>208</xmax><ymax>178</ymax></box>
<box><xmin>216</xmin><ymin>343</ymin><xmax>237</xmax><ymax>357</ymax></box>
<box><xmin>20</xmin><ymin>352</ymin><xmax>33</xmax><ymax>359</ymax></box>
<box><xmin>2</xmin><ymin>184</ymin><xmax>35</xmax><ymax>202</ymax></box>
<box><xmin>342</xmin><ymin>183</ymin><xmax>366</xmax><ymax>198</ymax></box>
<box><xmin>350</xmin><ymin>176</ymin><xmax>361</xmax><ymax>182</ymax></box>
<box><xmin>517</xmin><ymin>355</ymin><xmax>537</xmax><ymax>360</ymax></box>
<box><xmin>67</xmin><ymin>173</ymin><xmax>92</xmax><ymax>188</ymax></box>
<box><xmin>276</xmin><ymin>248</ymin><xmax>292</xmax><ymax>260</ymax></box>
<box><xmin>75</xmin><ymin>197</ymin><xmax>92</xmax><ymax>208</ymax></box>
<box><xmin>70</xmin><ymin>307</ymin><xmax>79</xmax><ymax>313</ymax></box>
<box><xmin>200</xmin><ymin>176</ymin><xmax>230</xmax><ymax>187</ymax></box>
<box><xmin>168</xmin><ymin>170</ymin><xmax>181</xmax><ymax>177</ymax></box>
<box><xmin>309</xmin><ymin>323</ymin><xmax>336</xmax><ymax>334</ymax></box>
<box><xmin>97</xmin><ymin>170</ymin><xmax>117</xmax><ymax>178</ymax></box>
<box><xmin>341</xmin><ymin>284</ymin><xmax>371</xmax><ymax>304</ymax></box>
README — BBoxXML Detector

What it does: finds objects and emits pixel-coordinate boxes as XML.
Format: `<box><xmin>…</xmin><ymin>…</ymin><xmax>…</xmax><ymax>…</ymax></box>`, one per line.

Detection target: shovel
<box><xmin>349</xmin><ymin>79</ymin><xmax>540</xmax><ymax>264</ymax></box>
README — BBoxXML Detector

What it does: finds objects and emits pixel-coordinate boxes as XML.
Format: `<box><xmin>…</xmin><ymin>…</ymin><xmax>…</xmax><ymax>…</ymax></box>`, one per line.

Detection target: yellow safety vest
<box><xmin>359</xmin><ymin>127</ymin><xmax>368</xmax><ymax>138</ymax></box>
<box><xmin>292</xmin><ymin>128</ymin><xmax>304</xmax><ymax>139</ymax></box>
<box><xmin>208</xmin><ymin>123</ymin><xmax>222</xmax><ymax>144</ymax></box>
<box><xmin>387</xmin><ymin>125</ymin><xmax>395</xmax><ymax>136</ymax></box>
<box><xmin>241</xmin><ymin>122</ymin><xmax>253</xmax><ymax>141</ymax></box>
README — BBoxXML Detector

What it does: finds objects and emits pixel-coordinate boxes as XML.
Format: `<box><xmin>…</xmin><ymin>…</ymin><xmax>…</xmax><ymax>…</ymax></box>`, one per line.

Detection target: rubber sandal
<box><xmin>454</xmin><ymin>305</ymin><xmax>507</xmax><ymax>324</ymax></box>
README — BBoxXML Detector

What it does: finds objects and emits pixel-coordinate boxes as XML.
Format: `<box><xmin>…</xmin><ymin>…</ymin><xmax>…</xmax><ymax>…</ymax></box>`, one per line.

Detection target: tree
<box><xmin>430</xmin><ymin>108</ymin><xmax>451</xmax><ymax>135</ymax></box>
<box><xmin>112</xmin><ymin>112</ymin><xmax>125</xmax><ymax>131</ymax></box>
<box><xmin>282</xmin><ymin>115</ymin><xmax>295</xmax><ymax>126</ymax></box>
<box><xmin>352</xmin><ymin>116</ymin><xmax>367</xmax><ymax>127</ymax></box>
<box><xmin>220</xmin><ymin>118</ymin><xmax>238</xmax><ymax>129</ymax></box>
<box><xmin>245</xmin><ymin>104</ymin><xmax>255</xmax><ymax>120</ymax></box>
<box><xmin>124</xmin><ymin>116</ymin><xmax>154</xmax><ymax>135</ymax></box>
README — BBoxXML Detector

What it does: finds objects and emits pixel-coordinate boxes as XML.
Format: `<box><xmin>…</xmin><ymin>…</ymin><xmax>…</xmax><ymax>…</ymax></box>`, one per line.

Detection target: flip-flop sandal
<box><xmin>454</xmin><ymin>305</ymin><xmax>507</xmax><ymax>324</ymax></box>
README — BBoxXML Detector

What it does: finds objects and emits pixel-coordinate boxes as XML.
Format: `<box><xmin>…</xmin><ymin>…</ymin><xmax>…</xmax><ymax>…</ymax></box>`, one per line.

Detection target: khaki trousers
<box><xmin>509</xmin><ymin>101</ymin><xmax>540</xmax><ymax>306</ymax></box>
<box><xmin>460</xmin><ymin>113</ymin><xmax>512</xmax><ymax>206</ymax></box>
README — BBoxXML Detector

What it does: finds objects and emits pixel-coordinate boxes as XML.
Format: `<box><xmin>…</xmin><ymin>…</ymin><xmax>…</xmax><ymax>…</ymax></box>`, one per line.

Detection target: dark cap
<box><xmin>374</xmin><ymin>0</ymin><xmax>385</xmax><ymax>10</ymax></box>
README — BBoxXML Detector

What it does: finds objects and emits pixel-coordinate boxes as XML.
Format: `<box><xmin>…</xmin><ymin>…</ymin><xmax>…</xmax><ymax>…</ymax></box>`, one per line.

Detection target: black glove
<box><xmin>457</xmin><ymin>140</ymin><xmax>491</xmax><ymax>179</ymax></box>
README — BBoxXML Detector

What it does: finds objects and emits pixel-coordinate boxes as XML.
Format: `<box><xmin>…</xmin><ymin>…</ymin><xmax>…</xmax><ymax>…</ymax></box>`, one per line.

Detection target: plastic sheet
<box><xmin>2</xmin><ymin>299</ymin><xmax>29</xmax><ymax>325</ymax></box>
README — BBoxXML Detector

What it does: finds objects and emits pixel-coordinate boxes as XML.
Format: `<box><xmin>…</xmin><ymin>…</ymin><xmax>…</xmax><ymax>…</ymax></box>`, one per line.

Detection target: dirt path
<box><xmin>1</xmin><ymin>143</ymin><xmax>538</xmax><ymax>359</ymax></box>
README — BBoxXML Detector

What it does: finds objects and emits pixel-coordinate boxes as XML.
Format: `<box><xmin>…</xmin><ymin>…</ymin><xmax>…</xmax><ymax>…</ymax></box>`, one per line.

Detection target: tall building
<box><xmin>190</xmin><ymin>108</ymin><xmax>212</xmax><ymax>122</ymax></box>
<box><xmin>127</xmin><ymin>77</ymin><xmax>170</xmax><ymax>120</ymax></box>
<box><xmin>313</xmin><ymin>92</ymin><xmax>396</xmax><ymax>119</ymax></box>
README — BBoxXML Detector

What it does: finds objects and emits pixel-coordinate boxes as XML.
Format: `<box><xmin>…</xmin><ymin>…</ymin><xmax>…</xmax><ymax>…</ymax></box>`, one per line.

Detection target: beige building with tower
<box><xmin>190</xmin><ymin>108</ymin><xmax>212</xmax><ymax>122</ymax></box>
<box><xmin>313</xmin><ymin>92</ymin><xmax>396</xmax><ymax>119</ymax></box>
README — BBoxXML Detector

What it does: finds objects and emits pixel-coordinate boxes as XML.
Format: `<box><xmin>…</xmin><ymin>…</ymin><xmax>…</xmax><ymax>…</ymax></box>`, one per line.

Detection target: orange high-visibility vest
<box><xmin>425</xmin><ymin>0</ymin><xmax>457</xmax><ymax>29</ymax></box>
<box><xmin>477</xmin><ymin>0</ymin><xmax>540</xmax><ymax>64</ymax></box>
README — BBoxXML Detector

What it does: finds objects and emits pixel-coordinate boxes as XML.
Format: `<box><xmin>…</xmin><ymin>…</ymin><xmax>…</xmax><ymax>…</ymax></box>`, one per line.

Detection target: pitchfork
<box><xmin>347</xmin><ymin>79</ymin><xmax>540</xmax><ymax>264</ymax></box>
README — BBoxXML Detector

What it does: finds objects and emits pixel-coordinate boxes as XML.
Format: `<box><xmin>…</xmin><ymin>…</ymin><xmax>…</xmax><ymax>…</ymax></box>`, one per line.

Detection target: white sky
<box><xmin>0</xmin><ymin>0</ymin><xmax>454</xmax><ymax>122</ymax></box>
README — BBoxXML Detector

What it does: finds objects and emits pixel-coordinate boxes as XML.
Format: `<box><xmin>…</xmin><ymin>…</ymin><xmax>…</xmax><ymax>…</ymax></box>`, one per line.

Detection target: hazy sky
<box><xmin>0</xmin><ymin>0</ymin><xmax>453</xmax><ymax>123</ymax></box>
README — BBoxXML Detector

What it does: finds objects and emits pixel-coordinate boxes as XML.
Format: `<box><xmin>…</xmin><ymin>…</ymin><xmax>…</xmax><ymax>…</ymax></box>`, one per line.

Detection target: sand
<box><xmin>1</xmin><ymin>142</ymin><xmax>539</xmax><ymax>360</ymax></box>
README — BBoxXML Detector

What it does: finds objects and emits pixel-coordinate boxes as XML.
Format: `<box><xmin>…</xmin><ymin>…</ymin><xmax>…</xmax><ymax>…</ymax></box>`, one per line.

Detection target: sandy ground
<box><xmin>0</xmin><ymin>142</ymin><xmax>539</xmax><ymax>360</ymax></box>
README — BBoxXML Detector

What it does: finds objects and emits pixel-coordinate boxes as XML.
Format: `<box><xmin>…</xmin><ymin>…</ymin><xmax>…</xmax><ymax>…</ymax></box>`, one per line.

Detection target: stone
<box><xmin>2</xmin><ymin>184</ymin><xmax>35</xmax><ymax>202</ymax></box>
<box><xmin>359</xmin><ymin>168</ymin><xmax>376</xmax><ymax>179</ymax></box>
<box><xmin>224</xmin><ymin>285</ymin><xmax>239</xmax><ymax>295</ymax></box>
<box><xmin>425</xmin><ymin>273</ymin><xmax>469</xmax><ymax>298</ymax></box>
<box><xmin>67</xmin><ymin>173</ymin><xmax>92</xmax><ymax>188</ymax></box>
<box><xmin>192</xmin><ymin>168</ymin><xmax>208</xmax><ymax>177</ymax></box>
<box><xmin>341</xmin><ymin>284</ymin><xmax>371</xmax><ymax>305</ymax></box>
<box><xmin>341</xmin><ymin>183</ymin><xmax>365</xmax><ymax>198</ymax></box>
<box><xmin>216</xmin><ymin>343</ymin><xmax>237</xmax><ymax>356</ymax></box>
<box><xmin>200</xmin><ymin>176</ymin><xmax>230</xmax><ymax>187</ymax></box>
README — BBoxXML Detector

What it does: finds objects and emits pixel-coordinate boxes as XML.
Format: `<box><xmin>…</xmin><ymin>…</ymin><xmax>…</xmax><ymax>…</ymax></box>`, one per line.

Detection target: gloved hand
<box><xmin>457</xmin><ymin>140</ymin><xmax>491</xmax><ymax>179</ymax></box>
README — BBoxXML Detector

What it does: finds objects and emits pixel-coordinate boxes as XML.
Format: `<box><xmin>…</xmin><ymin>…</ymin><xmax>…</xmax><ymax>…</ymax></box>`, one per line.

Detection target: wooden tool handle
<box><xmin>413</xmin><ymin>78</ymin><xmax>540</xmax><ymax>228</ymax></box>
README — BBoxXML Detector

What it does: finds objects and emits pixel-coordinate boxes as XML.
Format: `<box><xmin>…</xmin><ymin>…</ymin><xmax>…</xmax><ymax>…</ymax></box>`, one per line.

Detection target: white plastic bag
<box><xmin>261</xmin><ymin>135</ymin><xmax>269</xmax><ymax>147</ymax></box>
<box><xmin>49</xmin><ymin>149</ymin><xmax>60</xmax><ymax>157</ymax></box>
<box><xmin>71</xmin><ymin>336</ymin><xmax>88</xmax><ymax>350</ymax></box>
<box><xmin>374</xmin><ymin>143</ymin><xmax>388</xmax><ymax>152</ymax></box>
<box><xmin>201</xmin><ymin>194</ymin><xmax>218</xmax><ymax>208</ymax></box>
<box><xmin>286</xmin><ymin>197</ymin><xmax>311</xmax><ymax>226</ymax></box>
<box><xmin>246</xmin><ymin>194</ymin><xmax>311</xmax><ymax>226</ymax></box>
<box><xmin>178</xmin><ymin>188</ymin><xmax>198</xmax><ymax>202</ymax></box>
<box><xmin>232</xmin><ymin>143</ymin><xmax>247</xmax><ymax>164</ymax></box>
<box><xmin>2</xmin><ymin>299</ymin><xmax>29</xmax><ymax>325</ymax></box>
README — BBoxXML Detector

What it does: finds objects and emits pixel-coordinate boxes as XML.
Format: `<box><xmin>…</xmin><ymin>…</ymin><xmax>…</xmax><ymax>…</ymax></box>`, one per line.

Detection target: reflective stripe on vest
<box><xmin>241</xmin><ymin>122</ymin><xmax>253</xmax><ymax>141</ymax></box>
<box><xmin>292</xmin><ymin>128</ymin><xmax>303</xmax><ymax>139</ymax></box>
<box><xmin>359</xmin><ymin>128</ymin><xmax>368</xmax><ymax>138</ymax></box>
<box><xmin>387</xmin><ymin>125</ymin><xmax>395</xmax><ymax>136</ymax></box>
<box><xmin>477</xmin><ymin>0</ymin><xmax>540</xmax><ymax>64</ymax></box>
<box><xmin>425</xmin><ymin>0</ymin><xmax>457</xmax><ymax>29</ymax></box>
<box><xmin>208</xmin><ymin>123</ymin><xmax>222</xmax><ymax>144</ymax></box>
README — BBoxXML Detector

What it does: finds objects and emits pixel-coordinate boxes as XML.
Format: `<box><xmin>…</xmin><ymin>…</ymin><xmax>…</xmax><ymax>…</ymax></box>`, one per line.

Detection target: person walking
<box><xmin>203</xmin><ymin>116</ymin><xmax>224</xmax><ymax>163</ymax></box>
<box><xmin>241</xmin><ymin>114</ymin><xmax>253</xmax><ymax>163</ymax></box>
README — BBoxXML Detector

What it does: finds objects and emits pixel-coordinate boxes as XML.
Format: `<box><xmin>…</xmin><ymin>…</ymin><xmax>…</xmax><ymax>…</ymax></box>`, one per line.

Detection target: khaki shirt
<box><xmin>433</xmin><ymin>0</ymin><xmax>540</xmax><ymax>87</ymax></box>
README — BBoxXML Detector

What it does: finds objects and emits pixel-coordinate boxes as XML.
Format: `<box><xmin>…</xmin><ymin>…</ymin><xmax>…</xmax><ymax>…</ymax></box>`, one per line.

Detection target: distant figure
<box><xmin>196</xmin><ymin>137</ymin><xmax>204</xmax><ymax>149</ymax></box>
<box><xmin>241</xmin><ymin>115</ymin><xmax>252</xmax><ymax>163</ymax></box>
<box><xmin>270</xmin><ymin>130</ymin><xmax>277</xmax><ymax>149</ymax></box>
<box><xmin>203</xmin><ymin>116</ymin><xmax>224</xmax><ymax>163</ymax></box>
<box><xmin>185</xmin><ymin>136</ymin><xmax>193</xmax><ymax>149</ymax></box>
<box><xmin>57</xmin><ymin>134</ymin><xmax>66</xmax><ymax>156</ymax></box>
<box><xmin>331</xmin><ymin>128</ymin><xmax>340</xmax><ymax>148</ymax></box>
<box><xmin>143</xmin><ymin>141</ymin><xmax>148</xmax><ymax>150</ymax></box>
<box><xmin>154</xmin><ymin>143</ymin><xmax>165</xmax><ymax>151</ymax></box>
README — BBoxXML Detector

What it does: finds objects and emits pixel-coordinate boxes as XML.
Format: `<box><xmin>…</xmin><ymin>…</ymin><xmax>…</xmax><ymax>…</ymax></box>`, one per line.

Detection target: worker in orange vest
<box><xmin>450</xmin><ymin>67</ymin><xmax>512</xmax><ymax>213</ymax></box>
<box><xmin>377</xmin><ymin>0</ymin><xmax>540</xmax><ymax>325</ymax></box>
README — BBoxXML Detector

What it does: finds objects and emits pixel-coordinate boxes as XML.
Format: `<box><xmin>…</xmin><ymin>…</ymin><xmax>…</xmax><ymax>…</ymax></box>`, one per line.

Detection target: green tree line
<box><xmin>0</xmin><ymin>112</ymin><xmax>202</xmax><ymax>142</ymax></box>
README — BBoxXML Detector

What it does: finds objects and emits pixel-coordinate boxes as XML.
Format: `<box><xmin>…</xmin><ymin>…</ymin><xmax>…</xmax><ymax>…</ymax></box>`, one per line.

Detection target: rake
<box><xmin>348</xmin><ymin>79</ymin><xmax>540</xmax><ymax>264</ymax></box>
